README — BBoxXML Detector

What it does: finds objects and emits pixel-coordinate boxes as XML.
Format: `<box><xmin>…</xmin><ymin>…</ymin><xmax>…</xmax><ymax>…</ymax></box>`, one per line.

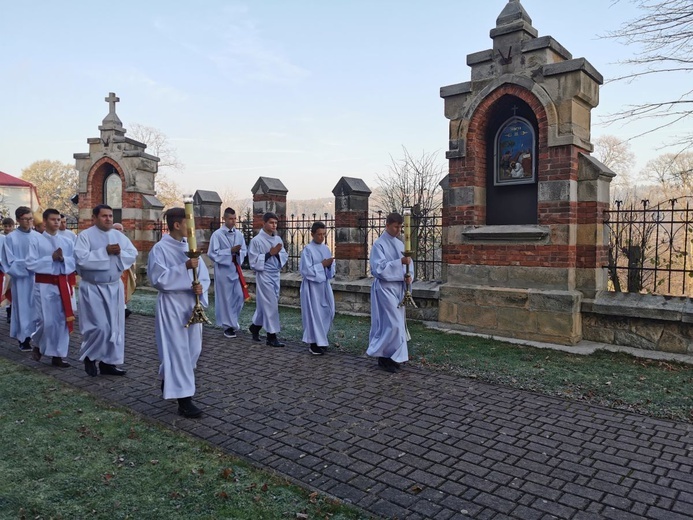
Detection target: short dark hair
<box><xmin>311</xmin><ymin>221</ymin><xmax>326</xmax><ymax>234</ymax></box>
<box><xmin>263</xmin><ymin>212</ymin><xmax>278</xmax><ymax>223</ymax></box>
<box><xmin>59</xmin><ymin>213</ymin><xmax>66</xmax><ymax>218</ymax></box>
<box><xmin>92</xmin><ymin>204</ymin><xmax>113</xmax><ymax>217</ymax></box>
<box><xmin>43</xmin><ymin>208</ymin><xmax>60</xmax><ymax>220</ymax></box>
<box><xmin>165</xmin><ymin>207</ymin><xmax>186</xmax><ymax>231</ymax></box>
<box><xmin>15</xmin><ymin>206</ymin><xmax>31</xmax><ymax>220</ymax></box>
<box><xmin>386</xmin><ymin>212</ymin><xmax>404</xmax><ymax>225</ymax></box>
<box><xmin>223</xmin><ymin>207</ymin><xmax>236</xmax><ymax>216</ymax></box>
<box><xmin>2</xmin><ymin>217</ymin><xmax>15</xmax><ymax>226</ymax></box>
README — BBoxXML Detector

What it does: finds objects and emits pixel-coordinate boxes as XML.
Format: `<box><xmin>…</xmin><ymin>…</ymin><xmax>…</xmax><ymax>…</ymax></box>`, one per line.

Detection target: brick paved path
<box><xmin>1</xmin><ymin>314</ymin><xmax>692</xmax><ymax>520</ymax></box>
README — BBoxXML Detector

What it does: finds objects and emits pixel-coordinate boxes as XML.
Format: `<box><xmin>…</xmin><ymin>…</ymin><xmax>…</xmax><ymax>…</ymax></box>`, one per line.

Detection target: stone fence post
<box><xmin>252</xmin><ymin>177</ymin><xmax>288</xmax><ymax>238</ymax></box>
<box><xmin>332</xmin><ymin>177</ymin><xmax>371</xmax><ymax>280</ymax></box>
<box><xmin>193</xmin><ymin>189</ymin><xmax>221</xmax><ymax>252</ymax></box>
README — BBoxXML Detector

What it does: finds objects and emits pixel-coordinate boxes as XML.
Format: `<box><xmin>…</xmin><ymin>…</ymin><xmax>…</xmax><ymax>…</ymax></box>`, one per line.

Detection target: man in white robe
<box><xmin>0</xmin><ymin>217</ymin><xmax>14</xmax><ymax>324</ymax></box>
<box><xmin>58</xmin><ymin>214</ymin><xmax>78</xmax><ymax>245</ymax></box>
<box><xmin>248</xmin><ymin>212</ymin><xmax>288</xmax><ymax>347</ymax></box>
<box><xmin>366</xmin><ymin>212</ymin><xmax>413</xmax><ymax>373</ymax></box>
<box><xmin>299</xmin><ymin>221</ymin><xmax>335</xmax><ymax>355</ymax></box>
<box><xmin>148</xmin><ymin>207</ymin><xmax>210</xmax><ymax>418</ymax></box>
<box><xmin>74</xmin><ymin>204</ymin><xmax>137</xmax><ymax>377</ymax></box>
<box><xmin>207</xmin><ymin>207</ymin><xmax>247</xmax><ymax>339</ymax></box>
<box><xmin>1</xmin><ymin>206</ymin><xmax>41</xmax><ymax>351</ymax></box>
<box><xmin>26</xmin><ymin>209</ymin><xmax>75</xmax><ymax>367</ymax></box>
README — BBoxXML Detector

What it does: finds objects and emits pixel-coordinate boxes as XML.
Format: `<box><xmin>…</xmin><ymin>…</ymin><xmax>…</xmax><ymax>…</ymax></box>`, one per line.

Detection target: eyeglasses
<box><xmin>18</xmin><ymin>217</ymin><xmax>34</xmax><ymax>222</ymax></box>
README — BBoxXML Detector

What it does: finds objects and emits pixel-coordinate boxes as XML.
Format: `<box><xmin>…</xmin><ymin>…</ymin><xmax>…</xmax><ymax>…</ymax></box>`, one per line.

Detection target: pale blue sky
<box><xmin>0</xmin><ymin>0</ymin><xmax>686</xmax><ymax>199</ymax></box>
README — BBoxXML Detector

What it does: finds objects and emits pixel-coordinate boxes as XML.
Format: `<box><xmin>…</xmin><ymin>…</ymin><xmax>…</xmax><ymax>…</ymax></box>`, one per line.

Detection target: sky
<box><xmin>0</xmin><ymin>0</ymin><xmax>688</xmax><ymax>200</ymax></box>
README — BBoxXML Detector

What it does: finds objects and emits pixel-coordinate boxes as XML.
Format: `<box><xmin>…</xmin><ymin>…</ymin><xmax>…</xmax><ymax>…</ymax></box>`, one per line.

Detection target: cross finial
<box><xmin>105</xmin><ymin>92</ymin><xmax>120</xmax><ymax>114</ymax></box>
<box><xmin>511</xmin><ymin>105</ymin><xmax>519</xmax><ymax>116</ymax></box>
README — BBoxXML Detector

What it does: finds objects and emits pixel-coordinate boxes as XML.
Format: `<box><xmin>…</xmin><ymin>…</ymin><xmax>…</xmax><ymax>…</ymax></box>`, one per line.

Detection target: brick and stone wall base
<box><xmin>439</xmin><ymin>285</ymin><xmax>582</xmax><ymax>345</ymax></box>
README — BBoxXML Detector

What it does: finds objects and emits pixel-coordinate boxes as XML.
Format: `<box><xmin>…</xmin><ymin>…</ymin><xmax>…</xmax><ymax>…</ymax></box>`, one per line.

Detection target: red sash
<box><xmin>35</xmin><ymin>273</ymin><xmax>77</xmax><ymax>333</ymax></box>
<box><xmin>233</xmin><ymin>256</ymin><xmax>251</xmax><ymax>302</ymax></box>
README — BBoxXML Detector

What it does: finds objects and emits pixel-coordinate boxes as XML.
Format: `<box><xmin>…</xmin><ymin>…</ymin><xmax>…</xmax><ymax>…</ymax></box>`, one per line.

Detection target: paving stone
<box><xmin>2</xmin><ymin>313</ymin><xmax>691</xmax><ymax>520</ymax></box>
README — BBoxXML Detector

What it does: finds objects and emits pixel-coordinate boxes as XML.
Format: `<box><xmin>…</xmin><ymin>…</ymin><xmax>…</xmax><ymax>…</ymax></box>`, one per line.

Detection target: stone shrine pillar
<box><xmin>332</xmin><ymin>177</ymin><xmax>371</xmax><ymax>280</ymax></box>
<box><xmin>193</xmin><ymin>190</ymin><xmax>222</xmax><ymax>252</ymax></box>
<box><xmin>251</xmin><ymin>177</ymin><xmax>288</xmax><ymax>235</ymax></box>
<box><xmin>438</xmin><ymin>0</ymin><xmax>612</xmax><ymax>345</ymax></box>
<box><xmin>73</xmin><ymin>92</ymin><xmax>163</xmax><ymax>279</ymax></box>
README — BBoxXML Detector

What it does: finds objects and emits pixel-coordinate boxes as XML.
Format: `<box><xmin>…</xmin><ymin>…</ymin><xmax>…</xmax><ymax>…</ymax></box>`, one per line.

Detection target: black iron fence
<box><xmin>604</xmin><ymin>197</ymin><xmax>693</xmax><ymax>296</ymax></box>
<box><xmin>154</xmin><ymin>211</ymin><xmax>443</xmax><ymax>281</ymax></box>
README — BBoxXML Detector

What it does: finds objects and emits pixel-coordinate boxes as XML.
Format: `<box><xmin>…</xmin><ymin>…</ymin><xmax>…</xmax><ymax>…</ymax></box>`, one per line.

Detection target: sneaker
<box><xmin>223</xmin><ymin>327</ymin><xmax>236</xmax><ymax>338</ymax></box>
<box><xmin>309</xmin><ymin>344</ymin><xmax>324</xmax><ymax>356</ymax></box>
<box><xmin>18</xmin><ymin>340</ymin><xmax>32</xmax><ymax>352</ymax></box>
<box><xmin>177</xmin><ymin>397</ymin><xmax>203</xmax><ymax>418</ymax></box>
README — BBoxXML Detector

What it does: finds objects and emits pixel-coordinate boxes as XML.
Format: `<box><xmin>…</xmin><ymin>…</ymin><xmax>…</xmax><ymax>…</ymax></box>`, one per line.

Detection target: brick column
<box><xmin>332</xmin><ymin>177</ymin><xmax>371</xmax><ymax>280</ymax></box>
<box><xmin>251</xmin><ymin>177</ymin><xmax>288</xmax><ymax>237</ymax></box>
<box><xmin>193</xmin><ymin>190</ymin><xmax>222</xmax><ymax>252</ymax></box>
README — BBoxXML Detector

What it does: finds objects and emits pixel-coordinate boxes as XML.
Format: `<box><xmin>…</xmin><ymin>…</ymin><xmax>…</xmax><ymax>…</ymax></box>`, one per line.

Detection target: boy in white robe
<box><xmin>207</xmin><ymin>207</ymin><xmax>247</xmax><ymax>339</ymax></box>
<box><xmin>148</xmin><ymin>207</ymin><xmax>210</xmax><ymax>418</ymax></box>
<box><xmin>58</xmin><ymin>214</ymin><xmax>78</xmax><ymax>245</ymax></box>
<box><xmin>26</xmin><ymin>208</ymin><xmax>75</xmax><ymax>367</ymax></box>
<box><xmin>366</xmin><ymin>213</ymin><xmax>413</xmax><ymax>373</ymax></box>
<box><xmin>299</xmin><ymin>221</ymin><xmax>335</xmax><ymax>355</ymax></box>
<box><xmin>248</xmin><ymin>212</ymin><xmax>288</xmax><ymax>347</ymax></box>
<box><xmin>1</xmin><ymin>206</ymin><xmax>41</xmax><ymax>351</ymax></box>
<box><xmin>0</xmin><ymin>217</ymin><xmax>14</xmax><ymax>324</ymax></box>
<box><xmin>75</xmin><ymin>204</ymin><xmax>138</xmax><ymax>377</ymax></box>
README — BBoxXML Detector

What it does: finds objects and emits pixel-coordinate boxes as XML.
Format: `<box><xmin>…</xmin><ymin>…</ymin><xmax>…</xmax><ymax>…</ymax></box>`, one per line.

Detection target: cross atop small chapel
<box><xmin>511</xmin><ymin>105</ymin><xmax>519</xmax><ymax>116</ymax></box>
<box><xmin>105</xmin><ymin>92</ymin><xmax>120</xmax><ymax>114</ymax></box>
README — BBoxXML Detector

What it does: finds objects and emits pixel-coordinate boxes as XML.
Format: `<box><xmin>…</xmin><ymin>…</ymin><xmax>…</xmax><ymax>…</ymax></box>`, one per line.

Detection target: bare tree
<box><xmin>603</xmin><ymin>0</ymin><xmax>693</xmax><ymax>149</ymax></box>
<box><xmin>128</xmin><ymin>123</ymin><xmax>184</xmax><ymax>209</ymax></box>
<box><xmin>20</xmin><ymin>160</ymin><xmax>79</xmax><ymax>219</ymax></box>
<box><xmin>642</xmin><ymin>152</ymin><xmax>693</xmax><ymax>193</ymax></box>
<box><xmin>374</xmin><ymin>147</ymin><xmax>445</xmax><ymax>215</ymax></box>
<box><xmin>593</xmin><ymin>135</ymin><xmax>636</xmax><ymax>191</ymax></box>
<box><xmin>374</xmin><ymin>147</ymin><xmax>446</xmax><ymax>280</ymax></box>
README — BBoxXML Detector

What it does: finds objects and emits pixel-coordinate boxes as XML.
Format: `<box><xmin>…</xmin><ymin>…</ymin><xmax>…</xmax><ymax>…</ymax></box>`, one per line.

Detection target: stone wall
<box><xmin>582</xmin><ymin>292</ymin><xmax>693</xmax><ymax>354</ymax></box>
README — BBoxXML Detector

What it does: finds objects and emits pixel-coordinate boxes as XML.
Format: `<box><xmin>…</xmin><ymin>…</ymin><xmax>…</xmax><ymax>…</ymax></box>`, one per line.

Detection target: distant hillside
<box><xmin>287</xmin><ymin>198</ymin><xmax>334</xmax><ymax>219</ymax></box>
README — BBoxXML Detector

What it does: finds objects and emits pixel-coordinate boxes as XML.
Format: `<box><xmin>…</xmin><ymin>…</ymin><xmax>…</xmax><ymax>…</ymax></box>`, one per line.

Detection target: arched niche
<box><xmin>484</xmin><ymin>94</ymin><xmax>539</xmax><ymax>225</ymax></box>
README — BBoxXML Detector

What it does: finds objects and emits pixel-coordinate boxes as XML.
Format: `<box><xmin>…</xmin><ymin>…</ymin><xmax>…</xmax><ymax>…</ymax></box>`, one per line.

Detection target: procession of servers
<box><xmin>0</xmin><ymin>205</ymin><xmax>412</xmax><ymax>418</ymax></box>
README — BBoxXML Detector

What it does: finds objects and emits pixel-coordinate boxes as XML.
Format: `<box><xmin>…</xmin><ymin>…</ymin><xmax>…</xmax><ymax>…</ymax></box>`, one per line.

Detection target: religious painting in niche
<box><xmin>494</xmin><ymin>117</ymin><xmax>535</xmax><ymax>186</ymax></box>
<box><xmin>104</xmin><ymin>172</ymin><xmax>122</xmax><ymax>209</ymax></box>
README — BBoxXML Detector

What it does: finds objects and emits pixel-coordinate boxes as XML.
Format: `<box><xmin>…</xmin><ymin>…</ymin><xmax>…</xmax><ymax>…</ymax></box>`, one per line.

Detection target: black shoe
<box><xmin>31</xmin><ymin>346</ymin><xmax>42</xmax><ymax>361</ymax></box>
<box><xmin>18</xmin><ymin>339</ymin><xmax>32</xmax><ymax>352</ymax></box>
<box><xmin>223</xmin><ymin>327</ymin><xmax>237</xmax><ymax>338</ymax></box>
<box><xmin>161</xmin><ymin>379</ymin><xmax>165</xmax><ymax>393</ymax></box>
<box><xmin>51</xmin><ymin>357</ymin><xmax>71</xmax><ymax>368</ymax></box>
<box><xmin>5</xmin><ymin>307</ymin><xmax>10</xmax><ymax>324</ymax></box>
<box><xmin>177</xmin><ymin>397</ymin><xmax>203</xmax><ymax>418</ymax></box>
<box><xmin>266</xmin><ymin>334</ymin><xmax>285</xmax><ymax>348</ymax></box>
<box><xmin>249</xmin><ymin>324</ymin><xmax>261</xmax><ymax>341</ymax></box>
<box><xmin>98</xmin><ymin>362</ymin><xmax>126</xmax><ymax>376</ymax></box>
<box><xmin>309</xmin><ymin>344</ymin><xmax>324</xmax><ymax>355</ymax></box>
<box><xmin>378</xmin><ymin>357</ymin><xmax>397</xmax><ymax>373</ymax></box>
<box><xmin>84</xmin><ymin>357</ymin><xmax>98</xmax><ymax>377</ymax></box>
<box><xmin>124</xmin><ymin>308</ymin><xmax>132</xmax><ymax>318</ymax></box>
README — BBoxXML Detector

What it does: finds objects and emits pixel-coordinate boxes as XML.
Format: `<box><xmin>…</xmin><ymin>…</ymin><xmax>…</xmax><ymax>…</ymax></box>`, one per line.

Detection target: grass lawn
<box><xmin>130</xmin><ymin>291</ymin><xmax>693</xmax><ymax>423</ymax></box>
<box><xmin>0</xmin><ymin>359</ymin><xmax>367</xmax><ymax>520</ymax></box>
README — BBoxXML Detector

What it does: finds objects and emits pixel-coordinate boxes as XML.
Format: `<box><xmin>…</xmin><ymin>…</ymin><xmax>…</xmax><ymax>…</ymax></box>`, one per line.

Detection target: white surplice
<box><xmin>26</xmin><ymin>232</ymin><xmax>76</xmax><ymax>357</ymax></box>
<box><xmin>207</xmin><ymin>224</ymin><xmax>247</xmax><ymax>330</ymax></box>
<box><xmin>299</xmin><ymin>241</ymin><xmax>335</xmax><ymax>346</ymax></box>
<box><xmin>1</xmin><ymin>229</ymin><xmax>41</xmax><ymax>341</ymax></box>
<box><xmin>74</xmin><ymin>225</ymin><xmax>137</xmax><ymax>365</ymax></box>
<box><xmin>366</xmin><ymin>232</ymin><xmax>412</xmax><ymax>363</ymax></box>
<box><xmin>248</xmin><ymin>229</ymin><xmax>288</xmax><ymax>334</ymax></box>
<box><xmin>148</xmin><ymin>235</ymin><xmax>210</xmax><ymax>399</ymax></box>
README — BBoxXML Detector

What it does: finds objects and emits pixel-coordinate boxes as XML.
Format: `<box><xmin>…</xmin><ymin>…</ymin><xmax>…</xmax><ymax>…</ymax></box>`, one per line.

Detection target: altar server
<box><xmin>299</xmin><ymin>221</ymin><xmax>335</xmax><ymax>355</ymax></box>
<box><xmin>248</xmin><ymin>212</ymin><xmax>288</xmax><ymax>347</ymax></box>
<box><xmin>75</xmin><ymin>204</ymin><xmax>137</xmax><ymax>377</ymax></box>
<box><xmin>148</xmin><ymin>207</ymin><xmax>210</xmax><ymax>418</ymax></box>
<box><xmin>366</xmin><ymin>213</ymin><xmax>412</xmax><ymax>373</ymax></box>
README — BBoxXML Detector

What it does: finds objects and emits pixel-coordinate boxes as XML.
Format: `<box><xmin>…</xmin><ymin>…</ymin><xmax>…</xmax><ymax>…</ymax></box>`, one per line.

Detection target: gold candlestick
<box><xmin>399</xmin><ymin>207</ymin><xmax>417</xmax><ymax>308</ymax></box>
<box><xmin>184</xmin><ymin>197</ymin><xmax>211</xmax><ymax>327</ymax></box>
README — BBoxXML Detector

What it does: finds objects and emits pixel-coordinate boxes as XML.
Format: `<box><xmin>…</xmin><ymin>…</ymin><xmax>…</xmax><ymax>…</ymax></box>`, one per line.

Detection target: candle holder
<box><xmin>185</xmin><ymin>250</ymin><xmax>212</xmax><ymax>327</ymax></box>
<box><xmin>399</xmin><ymin>207</ymin><xmax>417</xmax><ymax>308</ymax></box>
